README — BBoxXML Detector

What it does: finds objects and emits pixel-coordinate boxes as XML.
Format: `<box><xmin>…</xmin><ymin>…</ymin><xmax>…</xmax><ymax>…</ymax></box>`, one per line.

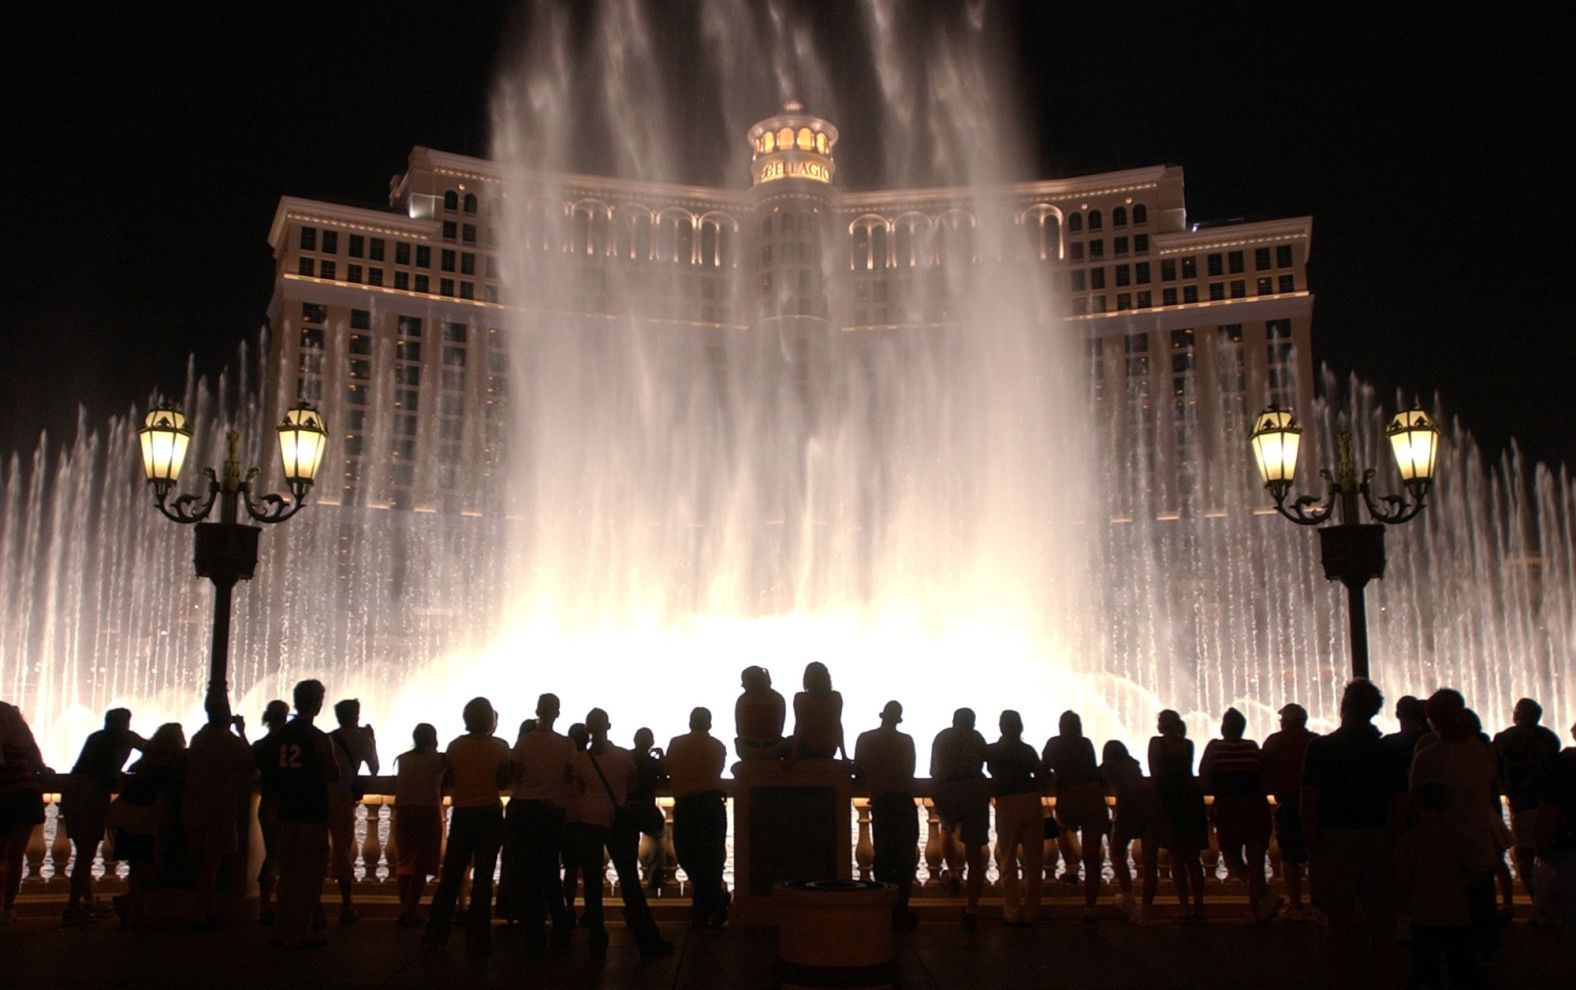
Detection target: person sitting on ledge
<box><xmin>735</xmin><ymin>666</ymin><xmax>787</xmax><ymax>762</ymax></box>
<box><xmin>790</xmin><ymin>661</ymin><xmax>846</xmax><ymax>761</ymax></box>
<box><xmin>931</xmin><ymin>707</ymin><xmax>991</xmax><ymax>930</ymax></box>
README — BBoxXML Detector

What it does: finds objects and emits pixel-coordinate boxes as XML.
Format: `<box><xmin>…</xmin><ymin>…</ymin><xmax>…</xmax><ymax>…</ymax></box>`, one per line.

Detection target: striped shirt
<box><xmin>1199</xmin><ymin>738</ymin><xmax>1265</xmax><ymax>797</ymax></box>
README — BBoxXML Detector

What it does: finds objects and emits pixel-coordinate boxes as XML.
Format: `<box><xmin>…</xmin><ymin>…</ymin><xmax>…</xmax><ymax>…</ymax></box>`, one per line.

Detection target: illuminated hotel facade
<box><xmin>264</xmin><ymin>103</ymin><xmax>1314</xmax><ymax>518</ymax></box>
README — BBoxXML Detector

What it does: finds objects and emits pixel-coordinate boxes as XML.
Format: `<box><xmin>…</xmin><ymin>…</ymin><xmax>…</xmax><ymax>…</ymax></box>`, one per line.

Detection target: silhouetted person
<box><xmin>327</xmin><ymin>698</ymin><xmax>378</xmax><ymax>923</ymax></box>
<box><xmin>252</xmin><ymin>699</ymin><xmax>290</xmax><ymax>923</ymax></box>
<box><xmin>62</xmin><ymin>707</ymin><xmax>144</xmax><ymax>921</ymax></box>
<box><xmin>560</xmin><ymin>722</ymin><xmax>590</xmax><ymax>928</ymax></box>
<box><xmin>571</xmin><ymin>707</ymin><xmax>673</xmax><ymax>959</ymax></box>
<box><xmin>496</xmin><ymin>718</ymin><xmax>536</xmax><ymax>921</ymax></box>
<box><xmin>1261</xmin><ymin>702</ymin><xmax>1313</xmax><ymax>921</ymax></box>
<box><xmin>1544</xmin><ymin>721</ymin><xmax>1576</xmax><ymax>927</ymax></box>
<box><xmin>735</xmin><ymin>666</ymin><xmax>787</xmax><ymax>762</ymax></box>
<box><xmin>668</xmin><ymin>707</ymin><xmax>730</xmax><ymax>929</ymax></box>
<box><xmin>393</xmin><ymin>723</ymin><xmax>445</xmax><ymax>926</ymax></box>
<box><xmin>790</xmin><ymin>661</ymin><xmax>846</xmax><ymax>760</ymax></box>
<box><xmin>424</xmin><ymin>696</ymin><xmax>511</xmax><ymax>958</ymax></box>
<box><xmin>183</xmin><ymin>707</ymin><xmax>254</xmax><ymax>925</ymax></box>
<box><xmin>1150</xmin><ymin>709</ymin><xmax>1206</xmax><ymax>924</ymax></box>
<box><xmin>1044</xmin><ymin>710</ymin><xmax>1108</xmax><ymax>923</ymax></box>
<box><xmin>1201</xmin><ymin>707</ymin><xmax>1280</xmax><ymax>923</ymax></box>
<box><xmin>1383</xmin><ymin>695</ymin><xmax>1429</xmax><ymax>768</ymax></box>
<box><xmin>1493</xmin><ymin>697</ymin><xmax>1561</xmax><ymax>906</ymax></box>
<box><xmin>1412</xmin><ymin>689</ymin><xmax>1502</xmax><ymax>962</ymax></box>
<box><xmin>0</xmin><ymin>701</ymin><xmax>47</xmax><ymax>926</ymax></box>
<box><xmin>1301</xmin><ymin>679</ymin><xmax>1406</xmax><ymax>985</ymax></box>
<box><xmin>988</xmin><ymin>710</ymin><xmax>1045</xmax><ymax>927</ymax></box>
<box><xmin>1398</xmin><ymin>779</ymin><xmax>1488</xmax><ymax>989</ymax></box>
<box><xmin>111</xmin><ymin>721</ymin><xmax>186</xmax><ymax>929</ymax></box>
<box><xmin>628</xmin><ymin>727</ymin><xmax>669</xmax><ymax>843</ymax></box>
<box><xmin>854</xmin><ymin>701</ymin><xmax>918</xmax><ymax>930</ymax></box>
<box><xmin>931</xmin><ymin>707</ymin><xmax>990</xmax><ymax>929</ymax></box>
<box><xmin>256</xmin><ymin>680</ymin><xmax>337</xmax><ymax>948</ymax></box>
<box><xmin>1101</xmin><ymin>739</ymin><xmax>1162</xmax><ymax>925</ymax></box>
<box><xmin>508</xmin><ymin>693</ymin><xmax>577</xmax><ymax>951</ymax></box>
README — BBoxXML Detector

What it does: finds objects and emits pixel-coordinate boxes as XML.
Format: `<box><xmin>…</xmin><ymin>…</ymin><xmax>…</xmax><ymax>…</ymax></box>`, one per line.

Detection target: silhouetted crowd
<box><xmin>3</xmin><ymin>668</ymin><xmax>1575</xmax><ymax>985</ymax></box>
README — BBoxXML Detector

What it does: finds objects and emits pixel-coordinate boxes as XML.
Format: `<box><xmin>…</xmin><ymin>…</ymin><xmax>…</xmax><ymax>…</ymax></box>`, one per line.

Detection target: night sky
<box><xmin>5</xmin><ymin>4</ymin><xmax>1571</xmax><ymax>468</ymax></box>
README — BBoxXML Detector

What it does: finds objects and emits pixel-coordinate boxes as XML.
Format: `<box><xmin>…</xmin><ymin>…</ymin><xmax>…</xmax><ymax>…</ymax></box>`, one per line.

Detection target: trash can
<box><xmin>775</xmin><ymin>879</ymin><xmax>898</xmax><ymax>989</ymax></box>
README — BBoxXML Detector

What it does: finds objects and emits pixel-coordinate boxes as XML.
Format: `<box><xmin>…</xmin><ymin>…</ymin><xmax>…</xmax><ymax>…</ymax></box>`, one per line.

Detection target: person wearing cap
<box><xmin>667</xmin><ymin>707</ymin><xmax>730</xmax><ymax>929</ymax></box>
<box><xmin>930</xmin><ymin>708</ymin><xmax>991</xmax><ymax>929</ymax></box>
<box><xmin>854</xmin><ymin>701</ymin><xmax>919</xmax><ymax>929</ymax></box>
<box><xmin>1262</xmin><ymin>702</ymin><xmax>1314</xmax><ymax>921</ymax></box>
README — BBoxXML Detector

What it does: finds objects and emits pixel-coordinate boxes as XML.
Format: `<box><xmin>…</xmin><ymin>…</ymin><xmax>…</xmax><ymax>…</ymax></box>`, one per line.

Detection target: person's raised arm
<box><xmin>362</xmin><ymin>725</ymin><xmax>380</xmax><ymax>775</ymax></box>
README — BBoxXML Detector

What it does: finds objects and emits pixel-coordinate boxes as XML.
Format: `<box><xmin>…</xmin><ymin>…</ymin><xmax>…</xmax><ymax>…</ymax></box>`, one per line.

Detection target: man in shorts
<box><xmin>1492</xmin><ymin>698</ymin><xmax>1561</xmax><ymax>906</ymax></box>
<box><xmin>1262</xmin><ymin>702</ymin><xmax>1313</xmax><ymax>921</ymax></box>
<box><xmin>930</xmin><ymin>708</ymin><xmax>990</xmax><ymax>929</ymax></box>
<box><xmin>61</xmin><ymin>708</ymin><xmax>143</xmax><ymax>922</ymax></box>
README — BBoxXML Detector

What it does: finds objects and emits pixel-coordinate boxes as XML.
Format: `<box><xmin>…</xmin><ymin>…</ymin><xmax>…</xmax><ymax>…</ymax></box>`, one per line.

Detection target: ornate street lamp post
<box><xmin>1249</xmin><ymin>406</ymin><xmax>1440</xmax><ymax>680</ymax></box>
<box><xmin>137</xmin><ymin>403</ymin><xmax>328</xmax><ymax>719</ymax></box>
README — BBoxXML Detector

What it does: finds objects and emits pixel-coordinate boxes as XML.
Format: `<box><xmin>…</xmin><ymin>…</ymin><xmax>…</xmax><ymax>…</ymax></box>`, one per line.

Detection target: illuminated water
<box><xmin>3</xmin><ymin>1</ymin><xmax>1572</xmax><ymax>765</ymax></box>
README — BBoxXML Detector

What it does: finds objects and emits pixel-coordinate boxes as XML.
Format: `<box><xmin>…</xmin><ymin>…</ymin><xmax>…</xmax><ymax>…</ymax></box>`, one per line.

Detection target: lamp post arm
<box><xmin>151</xmin><ymin>468</ymin><xmax>219</xmax><ymax>524</ymax></box>
<box><xmin>1360</xmin><ymin>469</ymin><xmax>1426</xmax><ymax>525</ymax></box>
<box><xmin>1270</xmin><ymin>467</ymin><xmax>1336</xmax><ymax>526</ymax></box>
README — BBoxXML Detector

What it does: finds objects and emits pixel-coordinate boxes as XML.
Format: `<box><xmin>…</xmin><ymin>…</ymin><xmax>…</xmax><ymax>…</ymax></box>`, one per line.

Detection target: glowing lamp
<box><xmin>1386</xmin><ymin>407</ymin><xmax>1439</xmax><ymax>488</ymax></box>
<box><xmin>277</xmin><ymin>402</ymin><xmax>329</xmax><ymax>495</ymax></box>
<box><xmin>138</xmin><ymin>405</ymin><xmax>192</xmax><ymax>495</ymax></box>
<box><xmin>1250</xmin><ymin>406</ymin><xmax>1302</xmax><ymax>499</ymax></box>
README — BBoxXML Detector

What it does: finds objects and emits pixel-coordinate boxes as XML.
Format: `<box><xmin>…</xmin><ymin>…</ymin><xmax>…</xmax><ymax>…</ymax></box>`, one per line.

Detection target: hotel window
<box><xmin>300</xmin><ymin>327</ymin><xmax>325</xmax><ymax>349</ymax></box>
<box><xmin>298</xmin><ymin>258</ymin><xmax>315</xmax><ymax>276</ymax></box>
<box><xmin>1115</xmin><ymin>265</ymin><xmax>1130</xmax><ymax>287</ymax></box>
<box><xmin>1067</xmin><ymin>213</ymin><xmax>1083</xmax><ymax>233</ymax></box>
<box><xmin>1230</xmin><ymin>280</ymin><xmax>1245</xmax><ymax>298</ymax></box>
<box><xmin>1126</xmin><ymin>356</ymin><xmax>1149</xmax><ymax>376</ymax></box>
<box><xmin>1090</xmin><ymin>268</ymin><xmax>1106</xmax><ymax>289</ymax></box>
<box><xmin>1209</xmin><ymin>282</ymin><xmax>1224</xmax><ymax>301</ymax></box>
<box><xmin>1117</xmin><ymin>293</ymin><xmax>1132</xmax><ymax>310</ymax></box>
<box><xmin>1087</xmin><ymin>209</ymin><xmax>1103</xmax><ymax>231</ymax></box>
<box><xmin>302</xmin><ymin>303</ymin><xmax>327</xmax><ymax>324</ymax></box>
<box><xmin>346</xmin><ymin>384</ymin><xmax>368</xmax><ymax>405</ymax></box>
<box><xmin>443</xmin><ymin>346</ymin><xmax>467</xmax><ymax>367</ymax></box>
<box><xmin>1276</xmin><ymin>244</ymin><xmax>1293</xmax><ymax>267</ymax></box>
<box><xmin>442</xmin><ymin>370</ymin><xmax>466</xmax><ymax>391</ymax></box>
<box><xmin>440</xmin><ymin>278</ymin><xmax>455</xmax><ymax>297</ymax></box>
<box><xmin>1068</xmin><ymin>242</ymin><xmax>1084</xmax><ymax>261</ymax></box>
<box><xmin>1207</xmin><ymin>254</ymin><xmax>1223</xmax><ymax>277</ymax></box>
<box><xmin>1162</xmin><ymin>287</ymin><xmax>1178</xmax><ymax>305</ymax></box>
<box><xmin>1125</xmin><ymin>332</ymin><xmax>1149</xmax><ymax>353</ymax></box>
<box><xmin>1183</xmin><ymin>285</ymin><xmax>1199</xmax><ymax>303</ymax></box>
<box><xmin>346</xmin><ymin>409</ymin><xmax>367</xmax><ymax>432</ymax></box>
<box><xmin>1070</xmin><ymin>269</ymin><xmax>1086</xmax><ymax>292</ymax></box>
<box><xmin>443</xmin><ymin>321</ymin><xmax>467</xmax><ymax>342</ymax></box>
<box><xmin>1091</xmin><ymin>295</ymin><xmax>1107</xmax><ymax>312</ymax></box>
<box><xmin>440</xmin><ymin>395</ymin><xmax>465</xmax><ymax>417</ymax></box>
<box><xmin>484</xmin><ymin>285</ymin><xmax>499</xmax><ymax>303</ymax></box>
<box><xmin>395</xmin><ymin>415</ymin><xmax>418</xmax><ymax>437</ymax></box>
<box><xmin>349</xmin><ymin>333</ymin><xmax>373</xmax><ymax>355</ymax></box>
<box><xmin>298</xmin><ymin>352</ymin><xmax>324</xmax><ymax>375</ymax></box>
<box><xmin>443</xmin><ymin>190</ymin><xmax>459</xmax><ymax>212</ymax></box>
<box><xmin>1133</xmin><ymin>234</ymin><xmax>1148</xmax><ymax>253</ymax></box>
<box><xmin>1114</xmin><ymin>236</ymin><xmax>1128</xmax><ymax>255</ymax></box>
<box><xmin>1257</xmin><ymin>276</ymin><xmax>1273</xmax><ymax>295</ymax></box>
<box><xmin>1171</xmin><ymin>352</ymin><xmax>1193</xmax><ymax>374</ymax></box>
<box><xmin>299</xmin><ymin>227</ymin><xmax>317</xmax><ymax>251</ymax></box>
<box><xmin>485</xmin><ymin>256</ymin><xmax>499</xmax><ymax>279</ymax></box>
<box><xmin>414</xmin><ymin>274</ymin><xmax>430</xmax><ymax>293</ymax></box>
<box><xmin>441</xmin><ymin>249</ymin><xmax>456</xmax><ymax>272</ymax></box>
<box><xmin>1161</xmin><ymin>259</ymin><xmax>1176</xmax><ymax>281</ymax></box>
<box><xmin>1112</xmin><ymin>206</ymin><xmax>1127</xmax><ymax>227</ymax></box>
<box><xmin>396</xmin><ymin>242</ymin><xmax>411</xmax><ymax>265</ymax></box>
<box><xmin>1269</xmin><ymin>341</ymin><xmax>1295</xmax><ymax>363</ymax></box>
<box><xmin>370</xmin><ymin>238</ymin><xmax>386</xmax><ymax>261</ymax></box>
<box><xmin>1136</xmin><ymin>290</ymin><xmax>1152</xmax><ymax>308</ymax></box>
<box><xmin>349</xmin><ymin>359</ymin><xmax>371</xmax><ymax>380</ymax></box>
<box><xmin>1089</xmin><ymin>240</ymin><xmax>1104</xmax><ymax>259</ymax></box>
<box><xmin>460</xmin><ymin>282</ymin><xmax>474</xmax><ymax>299</ymax></box>
<box><xmin>461</xmin><ymin>253</ymin><xmax>475</xmax><ymax>275</ymax></box>
<box><xmin>343</xmin><ymin>436</ymin><xmax>364</xmax><ymax>457</ymax></box>
<box><xmin>394</xmin><ymin>271</ymin><xmax>409</xmax><ymax>290</ymax></box>
<box><xmin>416</xmin><ymin>246</ymin><xmax>431</xmax><ymax>268</ymax></box>
<box><xmin>347</xmin><ymin>264</ymin><xmax>362</xmax><ymax>283</ymax></box>
<box><xmin>397</xmin><ymin>315</ymin><xmax>423</xmax><ymax>337</ymax></box>
<box><xmin>1254</xmin><ymin>247</ymin><xmax>1271</xmax><ymax>271</ymax></box>
<box><xmin>319</xmin><ymin>260</ymin><xmax>336</xmax><ymax>280</ymax></box>
<box><xmin>349</xmin><ymin>234</ymin><xmax>364</xmax><ymax>258</ymax></box>
<box><xmin>1136</xmin><ymin>261</ymin><xmax>1151</xmax><ymax>284</ymax></box>
<box><xmin>1228</xmin><ymin>250</ymin><xmax>1243</xmax><ymax>274</ymax></box>
<box><xmin>442</xmin><ymin>221</ymin><xmax>457</xmax><ymax>241</ymax></box>
<box><xmin>1181</xmin><ymin>257</ymin><xmax>1197</xmax><ymax>279</ymax></box>
<box><xmin>1266</xmin><ymin>318</ymin><xmax>1293</xmax><ymax>339</ymax></box>
<box><xmin>395</xmin><ymin>389</ymin><xmax>418</xmax><ymax>411</ymax></box>
<box><xmin>1132</xmin><ymin>204</ymin><xmax>1148</xmax><ymax>224</ymax></box>
<box><xmin>1071</xmin><ymin>298</ymin><xmax>1088</xmax><ymax>315</ymax></box>
<box><xmin>369</xmin><ymin>268</ymin><xmax>384</xmax><ymax>286</ymax></box>
<box><xmin>1279</xmin><ymin>274</ymin><xmax>1295</xmax><ymax>293</ymax></box>
<box><xmin>297</xmin><ymin>377</ymin><xmax>322</xmax><ymax>400</ymax></box>
<box><xmin>462</xmin><ymin>224</ymin><xmax>477</xmax><ymax>243</ymax></box>
<box><xmin>322</xmin><ymin>231</ymin><xmax>338</xmax><ymax>254</ymax></box>
<box><xmin>1171</xmin><ymin>328</ymin><xmax>1194</xmax><ymax>349</ymax></box>
<box><xmin>463</xmin><ymin>193</ymin><xmax>478</xmax><ymax>214</ymax></box>
<box><xmin>440</xmin><ymin>419</ymin><xmax>464</xmax><ymax>441</ymax></box>
<box><xmin>396</xmin><ymin>341</ymin><xmax>422</xmax><ymax>364</ymax></box>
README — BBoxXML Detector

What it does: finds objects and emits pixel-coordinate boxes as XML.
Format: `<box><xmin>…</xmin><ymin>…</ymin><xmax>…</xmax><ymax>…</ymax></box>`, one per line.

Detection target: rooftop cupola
<box><xmin>747</xmin><ymin>101</ymin><xmax>838</xmax><ymax>187</ymax></box>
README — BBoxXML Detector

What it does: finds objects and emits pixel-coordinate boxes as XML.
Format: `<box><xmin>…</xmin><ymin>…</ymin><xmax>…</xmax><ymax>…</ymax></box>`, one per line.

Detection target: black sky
<box><xmin>4</xmin><ymin>3</ymin><xmax>1571</xmax><ymax>467</ymax></box>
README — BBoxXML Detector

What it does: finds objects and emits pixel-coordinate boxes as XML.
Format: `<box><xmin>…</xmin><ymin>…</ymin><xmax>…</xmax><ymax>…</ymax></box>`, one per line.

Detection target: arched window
<box><xmin>1067</xmin><ymin>212</ymin><xmax>1083</xmax><ymax>233</ymax></box>
<box><xmin>763</xmin><ymin>131</ymin><xmax>776</xmax><ymax>153</ymax></box>
<box><xmin>797</xmin><ymin>127</ymin><xmax>814</xmax><ymax>151</ymax></box>
<box><xmin>463</xmin><ymin>193</ymin><xmax>478</xmax><ymax>214</ymax></box>
<box><xmin>815</xmin><ymin>133</ymin><xmax>827</xmax><ymax>154</ymax></box>
<box><xmin>851</xmin><ymin>226</ymin><xmax>871</xmax><ymax>270</ymax></box>
<box><xmin>762</xmin><ymin>215</ymin><xmax>773</xmax><ymax>238</ymax></box>
<box><xmin>443</xmin><ymin>190</ymin><xmax>459</xmax><ymax>212</ymax></box>
<box><xmin>777</xmin><ymin>127</ymin><xmax>793</xmax><ymax>149</ymax></box>
<box><xmin>781</xmin><ymin>213</ymin><xmax>796</xmax><ymax>234</ymax></box>
<box><xmin>1087</xmin><ymin>209</ymin><xmax>1103</xmax><ymax>231</ymax></box>
<box><xmin>1132</xmin><ymin>203</ymin><xmax>1148</xmax><ymax>225</ymax></box>
<box><xmin>871</xmin><ymin>226</ymin><xmax>889</xmax><ymax>269</ymax></box>
<box><xmin>1112</xmin><ymin>206</ymin><xmax>1127</xmax><ymax>227</ymax></box>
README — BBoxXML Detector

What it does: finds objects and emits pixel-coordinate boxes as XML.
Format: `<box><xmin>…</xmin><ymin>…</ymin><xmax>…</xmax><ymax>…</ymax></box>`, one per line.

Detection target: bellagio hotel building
<box><xmin>265</xmin><ymin>103</ymin><xmax>1314</xmax><ymax>519</ymax></box>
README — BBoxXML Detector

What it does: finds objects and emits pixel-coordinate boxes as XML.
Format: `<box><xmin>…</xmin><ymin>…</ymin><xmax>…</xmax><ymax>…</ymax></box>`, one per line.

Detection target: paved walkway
<box><xmin>3</xmin><ymin>902</ymin><xmax>1572</xmax><ymax>989</ymax></box>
